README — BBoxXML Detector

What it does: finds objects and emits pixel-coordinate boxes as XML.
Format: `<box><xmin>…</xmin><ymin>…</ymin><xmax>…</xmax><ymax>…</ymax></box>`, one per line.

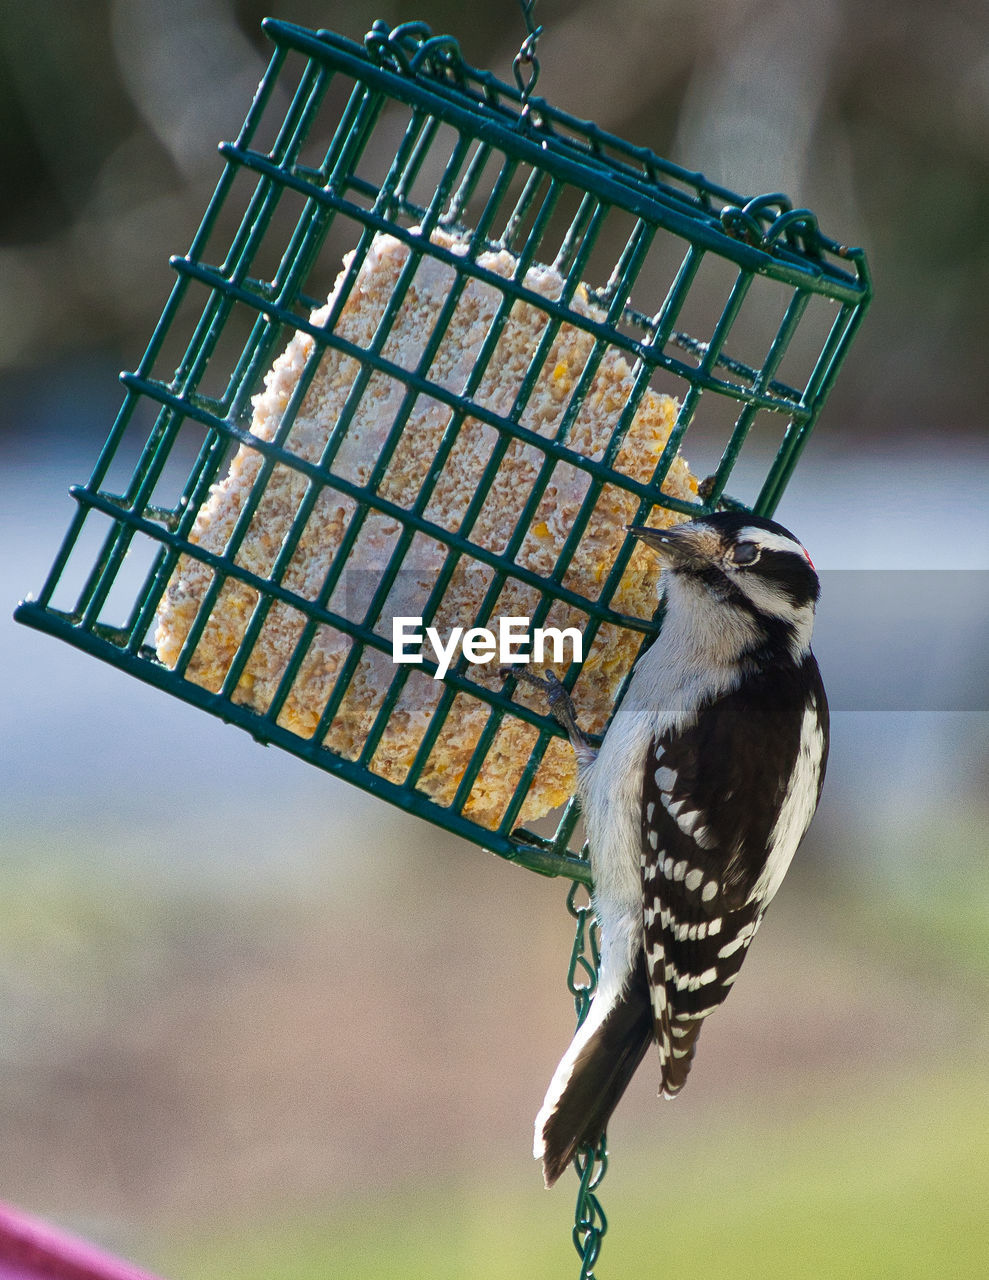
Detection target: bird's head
<box><xmin>628</xmin><ymin>512</ymin><xmax>820</xmax><ymax>660</ymax></box>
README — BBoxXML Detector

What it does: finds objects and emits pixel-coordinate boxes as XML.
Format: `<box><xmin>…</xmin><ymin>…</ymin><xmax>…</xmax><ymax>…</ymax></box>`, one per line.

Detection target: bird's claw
<box><xmin>499</xmin><ymin>667</ymin><xmax>590</xmax><ymax>751</ymax></box>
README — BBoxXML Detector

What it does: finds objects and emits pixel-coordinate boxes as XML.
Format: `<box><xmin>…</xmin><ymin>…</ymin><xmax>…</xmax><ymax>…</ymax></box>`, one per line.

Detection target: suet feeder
<box><xmin>15</xmin><ymin>16</ymin><xmax>870</xmax><ymax>881</ymax></box>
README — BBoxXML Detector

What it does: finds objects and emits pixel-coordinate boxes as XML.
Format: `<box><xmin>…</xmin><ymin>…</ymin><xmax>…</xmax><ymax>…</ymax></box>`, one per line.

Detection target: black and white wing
<box><xmin>639</xmin><ymin>660</ymin><xmax>829</xmax><ymax>1096</ymax></box>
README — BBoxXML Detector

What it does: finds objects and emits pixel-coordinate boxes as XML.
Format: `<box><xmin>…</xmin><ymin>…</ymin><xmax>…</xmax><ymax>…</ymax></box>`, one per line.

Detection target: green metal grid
<box><xmin>15</xmin><ymin>17</ymin><xmax>871</xmax><ymax>886</ymax></box>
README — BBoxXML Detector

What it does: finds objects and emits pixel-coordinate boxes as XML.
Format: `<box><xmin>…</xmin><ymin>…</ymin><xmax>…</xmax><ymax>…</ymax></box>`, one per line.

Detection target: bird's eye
<box><xmin>730</xmin><ymin>541</ymin><xmax>761</xmax><ymax>566</ymax></box>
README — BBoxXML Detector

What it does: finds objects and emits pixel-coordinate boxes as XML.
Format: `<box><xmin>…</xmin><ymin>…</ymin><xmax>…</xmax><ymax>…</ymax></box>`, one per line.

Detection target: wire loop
<box><xmin>364</xmin><ymin>19</ymin><xmax>466</xmax><ymax>82</ymax></box>
<box><xmin>720</xmin><ymin>192</ymin><xmax>824</xmax><ymax>256</ymax></box>
<box><xmin>513</xmin><ymin>0</ymin><xmax>544</xmax><ymax>124</ymax></box>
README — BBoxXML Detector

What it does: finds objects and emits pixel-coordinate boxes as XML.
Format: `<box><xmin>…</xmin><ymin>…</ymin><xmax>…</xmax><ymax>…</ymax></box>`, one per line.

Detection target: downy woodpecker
<box><xmin>531</xmin><ymin>511</ymin><xmax>829</xmax><ymax>1186</ymax></box>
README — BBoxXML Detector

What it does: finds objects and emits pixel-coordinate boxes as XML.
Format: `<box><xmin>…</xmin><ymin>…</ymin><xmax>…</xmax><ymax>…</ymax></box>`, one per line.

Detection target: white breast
<box><xmin>577</xmin><ymin>704</ymin><xmax>654</xmax><ymax>1002</ymax></box>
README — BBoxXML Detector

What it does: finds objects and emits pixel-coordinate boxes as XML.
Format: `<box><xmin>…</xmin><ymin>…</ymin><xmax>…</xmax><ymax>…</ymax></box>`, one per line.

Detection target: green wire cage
<box><xmin>14</xmin><ymin>13</ymin><xmax>870</xmax><ymax>1274</ymax></box>
<box><xmin>14</xmin><ymin>16</ymin><xmax>870</xmax><ymax>881</ymax></box>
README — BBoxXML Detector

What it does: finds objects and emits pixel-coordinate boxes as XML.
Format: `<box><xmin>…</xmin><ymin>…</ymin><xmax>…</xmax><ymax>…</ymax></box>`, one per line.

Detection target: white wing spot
<box><xmin>676</xmin><ymin>808</ymin><xmax>703</xmax><ymax>837</ymax></box>
<box><xmin>694</xmin><ymin>826</ymin><xmax>719</xmax><ymax>850</ymax></box>
<box><xmin>665</xmin><ymin>796</ymin><xmax>686</xmax><ymax>819</ymax></box>
<box><xmin>663</xmin><ymin>857</ymin><xmax>675</xmax><ymax>879</ymax></box>
<box><xmin>673</xmin><ymin>860</ymin><xmax>687</xmax><ymax>882</ymax></box>
<box><xmin>654</xmin><ymin>766</ymin><xmax>677</xmax><ymax>793</ymax></box>
<box><xmin>646</xmin><ymin>801</ymin><xmax>655</xmax><ymax>823</ymax></box>
<box><xmin>717</xmin><ymin>921</ymin><xmax>757</xmax><ymax>959</ymax></box>
<box><xmin>684</xmin><ymin>868</ymin><xmax>704</xmax><ymax>892</ymax></box>
<box><xmin>702</xmin><ymin>880</ymin><xmax>718</xmax><ymax>902</ymax></box>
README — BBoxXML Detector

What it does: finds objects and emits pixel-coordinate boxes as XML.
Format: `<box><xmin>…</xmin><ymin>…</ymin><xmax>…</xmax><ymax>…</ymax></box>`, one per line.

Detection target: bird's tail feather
<box><xmin>534</xmin><ymin>951</ymin><xmax>653</xmax><ymax>1187</ymax></box>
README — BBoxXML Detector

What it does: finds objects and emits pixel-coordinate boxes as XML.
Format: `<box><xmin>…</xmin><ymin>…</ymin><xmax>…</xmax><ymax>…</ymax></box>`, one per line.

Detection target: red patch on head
<box><xmin>802</xmin><ymin>547</ymin><xmax>815</xmax><ymax>571</ymax></box>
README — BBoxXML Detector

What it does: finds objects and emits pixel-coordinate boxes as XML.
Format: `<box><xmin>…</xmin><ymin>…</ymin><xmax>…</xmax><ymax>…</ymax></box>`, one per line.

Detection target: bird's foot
<box><xmin>501</xmin><ymin>667</ymin><xmax>593</xmax><ymax>754</ymax></box>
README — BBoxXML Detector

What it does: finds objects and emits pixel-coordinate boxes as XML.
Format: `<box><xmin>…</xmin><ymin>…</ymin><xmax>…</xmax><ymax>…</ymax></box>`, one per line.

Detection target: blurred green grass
<box><xmin>2</xmin><ymin>814</ymin><xmax>986</xmax><ymax>1278</ymax></box>
<box><xmin>161</xmin><ymin>1067</ymin><xmax>988</xmax><ymax>1280</ymax></box>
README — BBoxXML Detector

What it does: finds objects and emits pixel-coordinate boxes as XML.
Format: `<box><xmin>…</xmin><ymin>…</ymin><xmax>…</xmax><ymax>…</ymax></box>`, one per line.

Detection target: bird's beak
<box><xmin>627</xmin><ymin>522</ymin><xmax>718</xmax><ymax>567</ymax></box>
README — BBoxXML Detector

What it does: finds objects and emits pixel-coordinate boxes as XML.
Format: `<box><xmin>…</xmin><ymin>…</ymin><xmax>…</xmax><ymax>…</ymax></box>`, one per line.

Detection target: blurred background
<box><xmin>1</xmin><ymin>1</ymin><xmax>986</xmax><ymax>1277</ymax></box>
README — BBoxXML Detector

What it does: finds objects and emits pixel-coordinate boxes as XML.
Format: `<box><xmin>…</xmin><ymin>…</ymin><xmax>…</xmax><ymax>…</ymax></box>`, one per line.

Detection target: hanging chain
<box><xmin>513</xmin><ymin>0</ymin><xmax>544</xmax><ymax>123</ymax></box>
<box><xmin>565</xmin><ymin>879</ymin><xmax>608</xmax><ymax>1278</ymax></box>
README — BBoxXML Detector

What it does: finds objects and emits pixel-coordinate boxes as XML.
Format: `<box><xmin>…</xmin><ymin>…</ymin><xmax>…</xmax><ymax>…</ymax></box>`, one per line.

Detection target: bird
<box><xmin>528</xmin><ymin>510</ymin><xmax>829</xmax><ymax>1187</ymax></box>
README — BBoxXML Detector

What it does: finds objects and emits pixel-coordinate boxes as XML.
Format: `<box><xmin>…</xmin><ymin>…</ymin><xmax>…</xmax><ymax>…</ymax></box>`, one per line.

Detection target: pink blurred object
<box><xmin>0</xmin><ymin>1202</ymin><xmax>164</xmax><ymax>1280</ymax></box>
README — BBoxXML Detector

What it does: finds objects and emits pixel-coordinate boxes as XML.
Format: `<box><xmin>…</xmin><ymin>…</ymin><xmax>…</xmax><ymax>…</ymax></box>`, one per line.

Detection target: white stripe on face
<box><xmin>734</xmin><ymin>526</ymin><xmax>806</xmax><ymax>558</ymax></box>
